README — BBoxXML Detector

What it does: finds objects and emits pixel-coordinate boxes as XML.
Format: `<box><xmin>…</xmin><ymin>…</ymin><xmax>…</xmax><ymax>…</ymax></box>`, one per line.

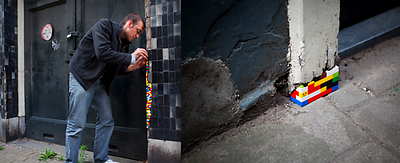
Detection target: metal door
<box><xmin>24</xmin><ymin>0</ymin><xmax>147</xmax><ymax>161</ymax></box>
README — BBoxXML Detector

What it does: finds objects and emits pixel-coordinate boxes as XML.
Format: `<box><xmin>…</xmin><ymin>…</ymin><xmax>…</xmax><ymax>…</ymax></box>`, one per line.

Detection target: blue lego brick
<box><xmin>332</xmin><ymin>85</ymin><xmax>339</xmax><ymax>92</ymax></box>
<box><xmin>291</xmin><ymin>96</ymin><xmax>308</xmax><ymax>107</ymax></box>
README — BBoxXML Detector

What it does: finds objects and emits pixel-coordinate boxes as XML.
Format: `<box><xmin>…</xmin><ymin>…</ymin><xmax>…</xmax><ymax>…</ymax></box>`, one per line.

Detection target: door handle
<box><xmin>65</xmin><ymin>50</ymin><xmax>76</xmax><ymax>64</ymax></box>
<box><xmin>67</xmin><ymin>31</ymin><xmax>80</xmax><ymax>38</ymax></box>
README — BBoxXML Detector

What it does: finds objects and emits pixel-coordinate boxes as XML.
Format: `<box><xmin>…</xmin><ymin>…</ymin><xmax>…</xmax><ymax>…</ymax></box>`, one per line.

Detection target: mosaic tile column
<box><xmin>148</xmin><ymin>0</ymin><xmax>181</xmax><ymax>142</ymax></box>
<box><xmin>0</xmin><ymin>0</ymin><xmax>18</xmax><ymax>119</ymax></box>
<box><xmin>146</xmin><ymin>0</ymin><xmax>181</xmax><ymax>162</ymax></box>
<box><xmin>0</xmin><ymin>0</ymin><xmax>22</xmax><ymax>142</ymax></box>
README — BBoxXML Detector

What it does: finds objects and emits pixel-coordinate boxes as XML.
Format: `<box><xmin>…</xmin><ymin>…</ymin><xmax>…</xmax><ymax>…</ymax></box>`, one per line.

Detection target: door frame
<box><xmin>23</xmin><ymin>0</ymin><xmax>148</xmax><ymax>161</ymax></box>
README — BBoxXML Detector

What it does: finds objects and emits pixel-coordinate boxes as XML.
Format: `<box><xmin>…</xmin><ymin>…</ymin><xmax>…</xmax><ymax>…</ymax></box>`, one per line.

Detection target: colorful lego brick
<box><xmin>145</xmin><ymin>61</ymin><xmax>152</xmax><ymax>128</ymax></box>
<box><xmin>299</xmin><ymin>90</ymin><xmax>308</xmax><ymax>98</ymax></box>
<box><xmin>326</xmin><ymin>66</ymin><xmax>339</xmax><ymax>76</ymax></box>
<box><xmin>297</xmin><ymin>85</ymin><xmax>308</xmax><ymax>93</ymax></box>
<box><xmin>308</xmin><ymin>87</ymin><xmax>332</xmax><ymax>103</ymax></box>
<box><xmin>307</xmin><ymin>81</ymin><xmax>320</xmax><ymax>94</ymax></box>
<box><xmin>320</xmin><ymin>86</ymin><xmax>327</xmax><ymax>92</ymax></box>
<box><xmin>290</xmin><ymin>65</ymin><xmax>339</xmax><ymax>107</ymax></box>
<box><xmin>291</xmin><ymin>90</ymin><xmax>299</xmax><ymax>98</ymax></box>
<box><xmin>315</xmin><ymin>75</ymin><xmax>333</xmax><ymax>86</ymax></box>
<box><xmin>332</xmin><ymin>72</ymin><xmax>339</xmax><ymax>83</ymax></box>
<box><xmin>291</xmin><ymin>96</ymin><xmax>308</xmax><ymax>107</ymax></box>
<box><xmin>296</xmin><ymin>89</ymin><xmax>321</xmax><ymax>102</ymax></box>
<box><xmin>332</xmin><ymin>85</ymin><xmax>339</xmax><ymax>92</ymax></box>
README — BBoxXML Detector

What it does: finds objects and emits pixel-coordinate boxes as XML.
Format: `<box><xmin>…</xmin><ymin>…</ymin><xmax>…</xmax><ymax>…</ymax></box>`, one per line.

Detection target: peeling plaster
<box><xmin>182</xmin><ymin>0</ymin><xmax>289</xmax><ymax>153</ymax></box>
<box><xmin>287</xmin><ymin>0</ymin><xmax>340</xmax><ymax>91</ymax></box>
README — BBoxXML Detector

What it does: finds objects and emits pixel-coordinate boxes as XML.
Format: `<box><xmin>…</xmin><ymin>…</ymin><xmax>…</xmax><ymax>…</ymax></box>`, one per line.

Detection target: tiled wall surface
<box><xmin>148</xmin><ymin>0</ymin><xmax>181</xmax><ymax>142</ymax></box>
<box><xmin>0</xmin><ymin>0</ymin><xmax>18</xmax><ymax>119</ymax></box>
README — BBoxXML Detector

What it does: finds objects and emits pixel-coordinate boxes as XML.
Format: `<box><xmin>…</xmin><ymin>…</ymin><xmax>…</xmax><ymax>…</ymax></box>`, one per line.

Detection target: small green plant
<box><xmin>57</xmin><ymin>155</ymin><xmax>64</xmax><ymax>161</ymax></box>
<box><xmin>38</xmin><ymin>148</ymin><xmax>58</xmax><ymax>161</ymax></box>
<box><xmin>78</xmin><ymin>145</ymin><xmax>88</xmax><ymax>163</ymax></box>
<box><xmin>0</xmin><ymin>145</ymin><xmax>4</xmax><ymax>150</ymax></box>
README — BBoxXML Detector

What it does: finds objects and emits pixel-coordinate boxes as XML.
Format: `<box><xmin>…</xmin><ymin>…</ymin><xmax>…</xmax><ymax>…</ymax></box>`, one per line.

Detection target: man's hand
<box><xmin>133</xmin><ymin>48</ymin><xmax>148</xmax><ymax>60</ymax></box>
<box><xmin>126</xmin><ymin>56</ymin><xmax>147</xmax><ymax>72</ymax></box>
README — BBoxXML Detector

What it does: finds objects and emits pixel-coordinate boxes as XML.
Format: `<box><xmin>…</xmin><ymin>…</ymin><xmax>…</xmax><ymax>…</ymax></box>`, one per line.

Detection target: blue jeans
<box><xmin>65</xmin><ymin>73</ymin><xmax>114</xmax><ymax>163</ymax></box>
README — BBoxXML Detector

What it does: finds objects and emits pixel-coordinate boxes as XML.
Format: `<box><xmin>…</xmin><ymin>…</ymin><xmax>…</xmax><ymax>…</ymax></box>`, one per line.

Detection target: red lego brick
<box><xmin>321</xmin><ymin>72</ymin><xmax>327</xmax><ymax>79</ymax></box>
<box><xmin>308</xmin><ymin>83</ymin><xmax>320</xmax><ymax>94</ymax></box>
<box><xmin>308</xmin><ymin>87</ymin><xmax>332</xmax><ymax>103</ymax></box>
<box><xmin>291</xmin><ymin>90</ymin><xmax>299</xmax><ymax>98</ymax></box>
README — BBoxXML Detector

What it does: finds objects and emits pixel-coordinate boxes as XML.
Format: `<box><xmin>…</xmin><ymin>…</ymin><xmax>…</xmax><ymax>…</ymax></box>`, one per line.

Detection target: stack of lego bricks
<box><xmin>291</xmin><ymin>65</ymin><xmax>339</xmax><ymax>107</ymax></box>
<box><xmin>146</xmin><ymin>60</ymin><xmax>152</xmax><ymax>128</ymax></box>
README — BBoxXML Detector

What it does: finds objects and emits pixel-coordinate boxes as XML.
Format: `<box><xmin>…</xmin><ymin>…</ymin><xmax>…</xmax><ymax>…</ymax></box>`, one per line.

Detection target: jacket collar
<box><xmin>117</xmin><ymin>22</ymin><xmax>132</xmax><ymax>45</ymax></box>
<box><xmin>117</xmin><ymin>22</ymin><xmax>123</xmax><ymax>41</ymax></box>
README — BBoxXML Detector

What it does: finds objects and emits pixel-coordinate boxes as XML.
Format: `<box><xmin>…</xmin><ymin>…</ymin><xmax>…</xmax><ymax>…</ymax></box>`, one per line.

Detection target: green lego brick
<box><xmin>333</xmin><ymin>72</ymin><xmax>339</xmax><ymax>78</ymax></box>
<box><xmin>333</xmin><ymin>76</ymin><xmax>339</xmax><ymax>83</ymax></box>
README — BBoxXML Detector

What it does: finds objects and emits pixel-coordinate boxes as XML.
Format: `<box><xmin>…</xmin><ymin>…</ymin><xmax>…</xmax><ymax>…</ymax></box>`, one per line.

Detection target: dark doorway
<box><xmin>340</xmin><ymin>0</ymin><xmax>400</xmax><ymax>29</ymax></box>
<box><xmin>24</xmin><ymin>0</ymin><xmax>147</xmax><ymax>161</ymax></box>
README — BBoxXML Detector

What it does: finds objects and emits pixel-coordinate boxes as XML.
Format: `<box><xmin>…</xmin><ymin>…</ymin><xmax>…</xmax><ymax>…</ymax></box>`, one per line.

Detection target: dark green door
<box><xmin>24</xmin><ymin>0</ymin><xmax>147</xmax><ymax>161</ymax></box>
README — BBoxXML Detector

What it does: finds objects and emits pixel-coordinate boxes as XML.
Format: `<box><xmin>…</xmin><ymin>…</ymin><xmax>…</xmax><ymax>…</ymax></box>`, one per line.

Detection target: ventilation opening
<box><xmin>108</xmin><ymin>145</ymin><xmax>118</xmax><ymax>152</ymax></box>
<box><xmin>43</xmin><ymin>133</ymin><xmax>54</xmax><ymax>140</ymax></box>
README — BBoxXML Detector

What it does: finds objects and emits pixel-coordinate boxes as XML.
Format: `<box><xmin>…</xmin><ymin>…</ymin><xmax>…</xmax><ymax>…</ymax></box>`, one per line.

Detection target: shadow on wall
<box><xmin>181</xmin><ymin>0</ymin><xmax>289</xmax><ymax>153</ymax></box>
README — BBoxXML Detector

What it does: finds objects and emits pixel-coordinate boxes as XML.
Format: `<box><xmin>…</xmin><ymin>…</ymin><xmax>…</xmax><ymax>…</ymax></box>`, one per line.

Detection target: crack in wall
<box><xmin>202</xmin><ymin>0</ymin><xmax>238</xmax><ymax>45</ymax></box>
<box><xmin>265</xmin><ymin>2</ymin><xmax>283</xmax><ymax>30</ymax></box>
<box><xmin>227</xmin><ymin>36</ymin><xmax>259</xmax><ymax>61</ymax></box>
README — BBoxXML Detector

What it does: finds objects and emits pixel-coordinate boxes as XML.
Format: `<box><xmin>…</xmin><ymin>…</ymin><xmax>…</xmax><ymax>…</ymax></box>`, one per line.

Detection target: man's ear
<box><xmin>129</xmin><ymin>20</ymin><xmax>134</xmax><ymax>28</ymax></box>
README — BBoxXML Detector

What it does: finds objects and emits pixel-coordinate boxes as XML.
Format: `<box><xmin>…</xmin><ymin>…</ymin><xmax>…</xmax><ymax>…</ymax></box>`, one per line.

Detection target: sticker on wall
<box><xmin>41</xmin><ymin>24</ymin><xmax>53</xmax><ymax>41</ymax></box>
<box><xmin>52</xmin><ymin>40</ymin><xmax>60</xmax><ymax>50</ymax></box>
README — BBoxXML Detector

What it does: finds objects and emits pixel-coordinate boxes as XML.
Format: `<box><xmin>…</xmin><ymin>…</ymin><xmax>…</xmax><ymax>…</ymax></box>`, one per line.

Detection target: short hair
<box><xmin>122</xmin><ymin>13</ymin><xmax>145</xmax><ymax>29</ymax></box>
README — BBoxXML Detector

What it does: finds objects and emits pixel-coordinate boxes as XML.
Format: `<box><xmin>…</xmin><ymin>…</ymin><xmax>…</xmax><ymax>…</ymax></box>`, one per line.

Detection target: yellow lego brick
<box><xmin>299</xmin><ymin>91</ymin><xmax>308</xmax><ymax>98</ymax></box>
<box><xmin>315</xmin><ymin>75</ymin><xmax>333</xmax><ymax>86</ymax></box>
<box><xmin>320</xmin><ymin>86</ymin><xmax>327</xmax><ymax>92</ymax></box>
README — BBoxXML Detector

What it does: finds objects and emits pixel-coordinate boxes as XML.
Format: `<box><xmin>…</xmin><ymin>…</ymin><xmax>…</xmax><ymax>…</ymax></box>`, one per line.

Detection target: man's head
<box><xmin>121</xmin><ymin>13</ymin><xmax>145</xmax><ymax>42</ymax></box>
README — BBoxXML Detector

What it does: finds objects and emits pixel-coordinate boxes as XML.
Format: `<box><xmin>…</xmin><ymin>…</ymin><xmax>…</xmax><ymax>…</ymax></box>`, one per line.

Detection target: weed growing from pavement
<box><xmin>38</xmin><ymin>148</ymin><xmax>58</xmax><ymax>161</ymax></box>
<box><xmin>57</xmin><ymin>155</ymin><xmax>64</xmax><ymax>161</ymax></box>
<box><xmin>78</xmin><ymin>145</ymin><xmax>88</xmax><ymax>163</ymax></box>
<box><xmin>0</xmin><ymin>145</ymin><xmax>4</xmax><ymax>150</ymax></box>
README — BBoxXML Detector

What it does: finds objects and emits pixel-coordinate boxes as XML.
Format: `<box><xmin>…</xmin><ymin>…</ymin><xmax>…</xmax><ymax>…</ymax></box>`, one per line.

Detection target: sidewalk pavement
<box><xmin>182</xmin><ymin>36</ymin><xmax>400</xmax><ymax>162</ymax></box>
<box><xmin>0</xmin><ymin>138</ymin><xmax>141</xmax><ymax>163</ymax></box>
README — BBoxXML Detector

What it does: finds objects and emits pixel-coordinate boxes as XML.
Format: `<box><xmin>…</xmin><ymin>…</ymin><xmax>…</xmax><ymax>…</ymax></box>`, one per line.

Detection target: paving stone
<box><xmin>352</xmin><ymin>93</ymin><xmax>400</xmax><ymax>152</ymax></box>
<box><xmin>337</xmin><ymin>142</ymin><xmax>400</xmax><ymax>163</ymax></box>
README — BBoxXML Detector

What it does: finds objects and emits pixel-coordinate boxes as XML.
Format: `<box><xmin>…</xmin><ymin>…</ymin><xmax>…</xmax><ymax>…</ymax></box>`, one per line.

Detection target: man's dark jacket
<box><xmin>69</xmin><ymin>19</ymin><xmax>133</xmax><ymax>94</ymax></box>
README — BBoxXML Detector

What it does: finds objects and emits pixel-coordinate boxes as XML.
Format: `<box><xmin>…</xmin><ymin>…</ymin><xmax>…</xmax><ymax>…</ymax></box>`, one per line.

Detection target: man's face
<box><xmin>124</xmin><ymin>20</ymin><xmax>144</xmax><ymax>42</ymax></box>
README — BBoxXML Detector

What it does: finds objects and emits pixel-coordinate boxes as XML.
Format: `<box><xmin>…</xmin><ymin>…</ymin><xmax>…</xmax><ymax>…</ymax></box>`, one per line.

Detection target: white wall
<box><xmin>18</xmin><ymin>0</ymin><xmax>25</xmax><ymax>117</ymax></box>
<box><xmin>287</xmin><ymin>0</ymin><xmax>340</xmax><ymax>91</ymax></box>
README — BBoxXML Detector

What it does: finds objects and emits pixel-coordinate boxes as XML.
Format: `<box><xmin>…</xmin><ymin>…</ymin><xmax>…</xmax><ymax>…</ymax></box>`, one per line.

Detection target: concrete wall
<box><xmin>287</xmin><ymin>0</ymin><xmax>340</xmax><ymax>91</ymax></box>
<box><xmin>182</xmin><ymin>0</ymin><xmax>289</xmax><ymax>152</ymax></box>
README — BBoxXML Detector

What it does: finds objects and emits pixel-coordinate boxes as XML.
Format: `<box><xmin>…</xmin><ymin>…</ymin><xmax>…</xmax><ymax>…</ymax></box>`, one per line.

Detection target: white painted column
<box><xmin>287</xmin><ymin>0</ymin><xmax>340</xmax><ymax>91</ymax></box>
<box><xmin>17</xmin><ymin>0</ymin><xmax>25</xmax><ymax>117</ymax></box>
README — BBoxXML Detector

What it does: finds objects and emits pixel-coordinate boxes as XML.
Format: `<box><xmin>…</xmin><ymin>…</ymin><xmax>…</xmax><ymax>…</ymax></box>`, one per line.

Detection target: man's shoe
<box><xmin>105</xmin><ymin>159</ymin><xmax>119</xmax><ymax>163</ymax></box>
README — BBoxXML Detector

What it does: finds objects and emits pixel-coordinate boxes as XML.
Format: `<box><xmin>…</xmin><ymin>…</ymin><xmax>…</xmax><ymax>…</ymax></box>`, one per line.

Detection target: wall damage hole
<box><xmin>43</xmin><ymin>133</ymin><xmax>54</xmax><ymax>140</ymax></box>
<box><xmin>274</xmin><ymin>72</ymin><xmax>289</xmax><ymax>96</ymax></box>
<box><xmin>108</xmin><ymin>145</ymin><xmax>118</xmax><ymax>152</ymax></box>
